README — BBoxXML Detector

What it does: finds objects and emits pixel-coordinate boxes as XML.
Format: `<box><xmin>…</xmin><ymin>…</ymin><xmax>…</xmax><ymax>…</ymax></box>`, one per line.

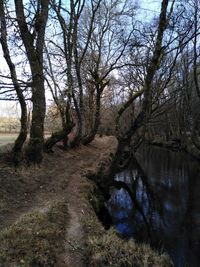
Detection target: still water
<box><xmin>107</xmin><ymin>146</ymin><xmax>200</xmax><ymax>267</ymax></box>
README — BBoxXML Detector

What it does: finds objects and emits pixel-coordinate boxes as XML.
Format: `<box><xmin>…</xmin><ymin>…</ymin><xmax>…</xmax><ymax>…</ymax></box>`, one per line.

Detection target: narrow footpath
<box><xmin>0</xmin><ymin>136</ymin><xmax>173</xmax><ymax>267</ymax></box>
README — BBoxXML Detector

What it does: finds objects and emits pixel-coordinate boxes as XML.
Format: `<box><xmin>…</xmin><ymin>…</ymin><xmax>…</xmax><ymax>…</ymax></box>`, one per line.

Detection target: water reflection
<box><xmin>107</xmin><ymin>145</ymin><xmax>200</xmax><ymax>267</ymax></box>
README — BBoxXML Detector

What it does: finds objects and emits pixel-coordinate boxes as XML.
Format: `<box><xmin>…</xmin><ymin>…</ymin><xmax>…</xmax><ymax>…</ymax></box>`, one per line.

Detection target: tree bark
<box><xmin>14</xmin><ymin>0</ymin><xmax>49</xmax><ymax>163</ymax></box>
<box><xmin>0</xmin><ymin>0</ymin><xmax>27</xmax><ymax>164</ymax></box>
<box><xmin>44</xmin><ymin>128</ymin><xmax>73</xmax><ymax>152</ymax></box>
<box><xmin>44</xmin><ymin>101</ymin><xmax>75</xmax><ymax>151</ymax></box>
<box><xmin>82</xmin><ymin>87</ymin><xmax>101</xmax><ymax>145</ymax></box>
<box><xmin>112</xmin><ymin>0</ymin><xmax>170</xmax><ymax>169</ymax></box>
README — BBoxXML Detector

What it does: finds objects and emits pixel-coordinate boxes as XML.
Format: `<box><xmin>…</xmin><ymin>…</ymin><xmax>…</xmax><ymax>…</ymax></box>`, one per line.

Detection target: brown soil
<box><xmin>0</xmin><ymin>136</ymin><xmax>117</xmax><ymax>267</ymax></box>
<box><xmin>0</xmin><ymin>136</ymin><xmax>173</xmax><ymax>267</ymax></box>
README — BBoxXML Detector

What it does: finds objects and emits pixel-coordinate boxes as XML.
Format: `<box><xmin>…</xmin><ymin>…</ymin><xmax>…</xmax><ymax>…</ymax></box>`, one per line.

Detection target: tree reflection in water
<box><xmin>107</xmin><ymin>146</ymin><xmax>200</xmax><ymax>267</ymax></box>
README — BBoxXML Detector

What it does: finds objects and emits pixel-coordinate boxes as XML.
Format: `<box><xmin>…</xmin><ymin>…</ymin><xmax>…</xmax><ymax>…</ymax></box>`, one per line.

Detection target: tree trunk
<box><xmin>12</xmin><ymin>101</ymin><xmax>27</xmax><ymax>164</ymax></box>
<box><xmin>26</xmin><ymin>66</ymin><xmax>46</xmax><ymax>163</ymax></box>
<box><xmin>0</xmin><ymin>0</ymin><xmax>27</xmax><ymax>164</ymax></box>
<box><xmin>44</xmin><ymin>128</ymin><xmax>73</xmax><ymax>152</ymax></box>
<box><xmin>44</xmin><ymin>102</ymin><xmax>74</xmax><ymax>151</ymax></box>
<box><xmin>112</xmin><ymin>0</ymin><xmax>170</xmax><ymax>170</ymax></box>
<box><xmin>82</xmin><ymin>89</ymin><xmax>101</xmax><ymax>145</ymax></box>
<box><xmin>14</xmin><ymin>0</ymin><xmax>49</xmax><ymax>163</ymax></box>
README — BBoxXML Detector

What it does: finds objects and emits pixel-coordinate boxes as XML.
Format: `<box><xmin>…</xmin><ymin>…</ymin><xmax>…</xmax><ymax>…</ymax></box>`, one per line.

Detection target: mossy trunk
<box><xmin>82</xmin><ymin>91</ymin><xmax>101</xmax><ymax>145</ymax></box>
<box><xmin>25</xmin><ymin>69</ymin><xmax>46</xmax><ymax>163</ymax></box>
<box><xmin>44</xmin><ymin>127</ymin><xmax>73</xmax><ymax>152</ymax></box>
<box><xmin>14</xmin><ymin>0</ymin><xmax>49</xmax><ymax>164</ymax></box>
<box><xmin>44</xmin><ymin>102</ymin><xmax>74</xmax><ymax>152</ymax></box>
<box><xmin>69</xmin><ymin>94</ymin><xmax>82</xmax><ymax>148</ymax></box>
<box><xmin>12</xmin><ymin>100</ymin><xmax>28</xmax><ymax>164</ymax></box>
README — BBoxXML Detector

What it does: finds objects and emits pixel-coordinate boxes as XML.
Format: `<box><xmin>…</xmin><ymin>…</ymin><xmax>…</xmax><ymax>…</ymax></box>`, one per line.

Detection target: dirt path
<box><xmin>57</xmin><ymin>174</ymin><xmax>85</xmax><ymax>267</ymax></box>
<box><xmin>0</xmin><ymin>136</ymin><xmax>117</xmax><ymax>266</ymax></box>
<box><xmin>57</xmin><ymin>137</ymin><xmax>117</xmax><ymax>266</ymax></box>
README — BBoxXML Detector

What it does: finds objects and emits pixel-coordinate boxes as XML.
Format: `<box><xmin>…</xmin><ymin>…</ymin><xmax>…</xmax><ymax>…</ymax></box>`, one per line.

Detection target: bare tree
<box><xmin>0</xmin><ymin>0</ymin><xmax>28</xmax><ymax>164</ymax></box>
<box><xmin>45</xmin><ymin>0</ymin><xmax>102</xmax><ymax>148</ymax></box>
<box><xmin>81</xmin><ymin>0</ymin><xmax>136</xmax><ymax>144</ymax></box>
<box><xmin>112</xmin><ymin>0</ymin><xmax>172</xmax><ymax>167</ymax></box>
<box><xmin>14</xmin><ymin>0</ymin><xmax>49</xmax><ymax>163</ymax></box>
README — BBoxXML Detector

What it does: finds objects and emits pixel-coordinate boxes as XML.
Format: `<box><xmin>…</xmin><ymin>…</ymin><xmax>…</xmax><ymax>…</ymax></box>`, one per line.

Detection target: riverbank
<box><xmin>0</xmin><ymin>136</ymin><xmax>173</xmax><ymax>266</ymax></box>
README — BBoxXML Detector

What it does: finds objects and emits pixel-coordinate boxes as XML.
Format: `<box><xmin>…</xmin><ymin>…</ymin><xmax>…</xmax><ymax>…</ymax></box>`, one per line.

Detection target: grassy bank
<box><xmin>68</xmin><ymin>149</ymin><xmax>174</xmax><ymax>266</ymax></box>
<box><xmin>79</xmin><ymin>174</ymin><xmax>173</xmax><ymax>267</ymax></box>
<box><xmin>0</xmin><ymin>201</ymin><xmax>69</xmax><ymax>267</ymax></box>
<box><xmin>0</xmin><ymin>136</ymin><xmax>173</xmax><ymax>266</ymax></box>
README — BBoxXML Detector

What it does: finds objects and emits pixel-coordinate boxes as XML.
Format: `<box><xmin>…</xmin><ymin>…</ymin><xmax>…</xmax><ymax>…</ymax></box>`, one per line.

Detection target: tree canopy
<box><xmin>0</xmin><ymin>0</ymin><xmax>199</xmax><ymax>164</ymax></box>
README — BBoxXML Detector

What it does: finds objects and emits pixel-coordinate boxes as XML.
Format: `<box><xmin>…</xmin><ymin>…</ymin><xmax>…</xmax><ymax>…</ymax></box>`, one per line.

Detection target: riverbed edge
<box><xmin>81</xmin><ymin>139</ymin><xmax>174</xmax><ymax>267</ymax></box>
<box><xmin>0</xmin><ymin>136</ymin><xmax>174</xmax><ymax>266</ymax></box>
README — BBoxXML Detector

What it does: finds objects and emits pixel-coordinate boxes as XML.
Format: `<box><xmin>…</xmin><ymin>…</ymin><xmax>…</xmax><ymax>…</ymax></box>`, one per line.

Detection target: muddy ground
<box><xmin>0</xmin><ymin>136</ymin><xmax>173</xmax><ymax>267</ymax></box>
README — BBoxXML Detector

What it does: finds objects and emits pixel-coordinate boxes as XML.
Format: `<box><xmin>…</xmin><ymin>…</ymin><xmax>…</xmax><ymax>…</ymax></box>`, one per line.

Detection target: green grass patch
<box><xmin>0</xmin><ymin>134</ymin><xmax>17</xmax><ymax>147</ymax></box>
<box><xmin>0</xmin><ymin>201</ymin><xmax>69</xmax><ymax>267</ymax></box>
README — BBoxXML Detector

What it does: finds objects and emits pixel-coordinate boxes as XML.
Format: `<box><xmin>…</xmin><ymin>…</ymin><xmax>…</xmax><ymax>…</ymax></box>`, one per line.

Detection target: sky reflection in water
<box><xmin>107</xmin><ymin>146</ymin><xmax>200</xmax><ymax>267</ymax></box>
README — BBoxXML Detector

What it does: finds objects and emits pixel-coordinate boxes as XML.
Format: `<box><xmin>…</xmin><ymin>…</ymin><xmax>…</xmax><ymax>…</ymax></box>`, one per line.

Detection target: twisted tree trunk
<box><xmin>112</xmin><ymin>0</ymin><xmax>170</xmax><ymax>170</ymax></box>
<box><xmin>0</xmin><ymin>0</ymin><xmax>27</xmax><ymax>164</ymax></box>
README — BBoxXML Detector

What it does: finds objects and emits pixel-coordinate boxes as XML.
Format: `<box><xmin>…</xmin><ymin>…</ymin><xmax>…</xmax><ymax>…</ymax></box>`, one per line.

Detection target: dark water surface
<box><xmin>107</xmin><ymin>146</ymin><xmax>200</xmax><ymax>267</ymax></box>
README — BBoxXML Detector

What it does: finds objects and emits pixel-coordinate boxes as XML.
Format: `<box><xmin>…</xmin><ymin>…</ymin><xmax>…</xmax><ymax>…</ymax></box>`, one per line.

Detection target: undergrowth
<box><xmin>86</xmin><ymin>227</ymin><xmax>173</xmax><ymax>267</ymax></box>
<box><xmin>0</xmin><ymin>201</ymin><xmax>69</xmax><ymax>267</ymax></box>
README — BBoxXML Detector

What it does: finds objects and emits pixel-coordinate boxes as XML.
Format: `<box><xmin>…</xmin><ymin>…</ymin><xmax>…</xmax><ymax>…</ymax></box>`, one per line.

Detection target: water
<box><xmin>107</xmin><ymin>145</ymin><xmax>200</xmax><ymax>267</ymax></box>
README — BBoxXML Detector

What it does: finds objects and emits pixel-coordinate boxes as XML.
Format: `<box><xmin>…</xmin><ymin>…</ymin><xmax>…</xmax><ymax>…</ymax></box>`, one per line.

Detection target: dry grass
<box><xmin>0</xmin><ymin>136</ymin><xmax>174</xmax><ymax>266</ymax></box>
<box><xmin>86</xmin><ymin>227</ymin><xmax>173</xmax><ymax>267</ymax></box>
<box><xmin>0</xmin><ymin>143</ymin><xmax>13</xmax><ymax>156</ymax></box>
<box><xmin>0</xmin><ymin>201</ymin><xmax>69</xmax><ymax>267</ymax></box>
<box><xmin>83</xmin><ymin>179</ymin><xmax>174</xmax><ymax>267</ymax></box>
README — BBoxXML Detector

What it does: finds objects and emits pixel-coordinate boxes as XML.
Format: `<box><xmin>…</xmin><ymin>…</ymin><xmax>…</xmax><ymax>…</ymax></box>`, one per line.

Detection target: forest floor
<box><xmin>0</xmin><ymin>136</ymin><xmax>173</xmax><ymax>267</ymax></box>
<box><xmin>0</xmin><ymin>136</ymin><xmax>117</xmax><ymax>267</ymax></box>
